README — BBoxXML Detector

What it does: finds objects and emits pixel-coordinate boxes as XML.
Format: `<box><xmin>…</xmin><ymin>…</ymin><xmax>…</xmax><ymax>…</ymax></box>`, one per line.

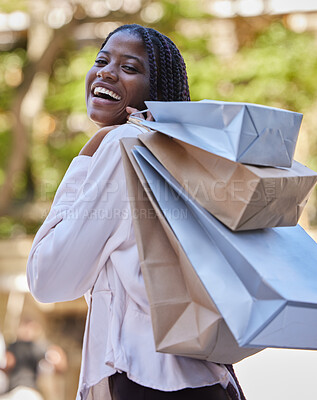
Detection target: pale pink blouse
<box><xmin>27</xmin><ymin>124</ymin><xmax>239</xmax><ymax>400</ymax></box>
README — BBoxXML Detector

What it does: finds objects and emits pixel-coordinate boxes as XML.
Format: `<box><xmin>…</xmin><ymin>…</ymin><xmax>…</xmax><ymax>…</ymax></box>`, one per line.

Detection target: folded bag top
<box><xmin>138</xmin><ymin>100</ymin><xmax>303</xmax><ymax>168</ymax></box>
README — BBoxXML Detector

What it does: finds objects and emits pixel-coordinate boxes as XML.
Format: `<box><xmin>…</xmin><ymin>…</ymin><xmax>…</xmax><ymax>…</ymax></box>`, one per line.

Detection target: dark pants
<box><xmin>108</xmin><ymin>372</ymin><xmax>231</xmax><ymax>400</ymax></box>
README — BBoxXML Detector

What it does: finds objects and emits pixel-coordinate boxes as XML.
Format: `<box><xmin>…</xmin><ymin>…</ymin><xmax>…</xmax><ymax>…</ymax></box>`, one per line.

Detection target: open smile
<box><xmin>93</xmin><ymin>86</ymin><xmax>122</xmax><ymax>101</ymax></box>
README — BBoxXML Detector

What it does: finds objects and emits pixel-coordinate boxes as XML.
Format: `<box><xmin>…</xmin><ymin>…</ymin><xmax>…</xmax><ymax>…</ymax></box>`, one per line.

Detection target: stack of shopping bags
<box><xmin>120</xmin><ymin>100</ymin><xmax>317</xmax><ymax>364</ymax></box>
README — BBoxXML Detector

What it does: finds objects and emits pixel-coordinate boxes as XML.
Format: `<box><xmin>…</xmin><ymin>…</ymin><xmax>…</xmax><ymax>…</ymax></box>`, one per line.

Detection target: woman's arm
<box><xmin>27</xmin><ymin>124</ymin><xmax>139</xmax><ymax>303</ymax></box>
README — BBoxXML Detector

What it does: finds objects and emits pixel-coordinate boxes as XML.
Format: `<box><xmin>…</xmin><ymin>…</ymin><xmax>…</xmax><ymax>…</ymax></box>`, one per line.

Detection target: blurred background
<box><xmin>0</xmin><ymin>0</ymin><xmax>317</xmax><ymax>399</ymax></box>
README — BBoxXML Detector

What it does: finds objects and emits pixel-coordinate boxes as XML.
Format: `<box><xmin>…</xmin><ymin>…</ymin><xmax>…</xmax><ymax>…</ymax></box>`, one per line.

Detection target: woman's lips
<box><xmin>90</xmin><ymin>85</ymin><xmax>123</xmax><ymax>107</ymax></box>
<box><xmin>90</xmin><ymin>95</ymin><xmax>120</xmax><ymax>106</ymax></box>
<box><xmin>93</xmin><ymin>87</ymin><xmax>122</xmax><ymax>100</ymax></box>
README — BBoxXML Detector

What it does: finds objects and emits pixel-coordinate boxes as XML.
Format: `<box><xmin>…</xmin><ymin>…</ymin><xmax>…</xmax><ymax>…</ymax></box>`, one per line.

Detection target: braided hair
<box><xmin>100</xmin><ymin>24</ymin><xmax>190</xmax><ymax>102</ymax></box>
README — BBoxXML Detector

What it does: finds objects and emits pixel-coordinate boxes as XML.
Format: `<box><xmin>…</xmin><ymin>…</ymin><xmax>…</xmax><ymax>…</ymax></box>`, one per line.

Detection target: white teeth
<box><xmin>93</xmin><ymin>87</ymin><xmax>121</xmax><ymax>100</ymax></box>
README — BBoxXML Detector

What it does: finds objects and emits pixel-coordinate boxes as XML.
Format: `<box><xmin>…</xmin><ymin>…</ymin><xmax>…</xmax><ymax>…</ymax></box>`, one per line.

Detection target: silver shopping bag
<box><xmin>132</xmin><ymin>144</ymin><xmax>317</xmax><ymax>350</ymax></box>
<box><xmin>134</xmin><ymin>100</ymin><xmax>303</xmax><ymax>167</ymax></box>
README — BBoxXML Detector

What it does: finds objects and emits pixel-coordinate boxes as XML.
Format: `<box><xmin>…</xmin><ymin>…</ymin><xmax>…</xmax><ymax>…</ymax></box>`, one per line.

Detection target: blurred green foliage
<box><xmin>1</xmin><ymin>5</ymin><xmax>317</xmax><ymax>237</ymax></box>
<box><xmin>187</xmin><ymin>23</ymin><xmax>317</xmax><ymax>110</ymax></box>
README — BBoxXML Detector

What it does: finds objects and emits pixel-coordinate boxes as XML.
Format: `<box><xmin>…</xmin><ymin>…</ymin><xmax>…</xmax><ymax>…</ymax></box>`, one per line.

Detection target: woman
<box><xmin>27</xmin><ymin>24</ymin><xmax>245</xmax><ymax>400</ymax></box>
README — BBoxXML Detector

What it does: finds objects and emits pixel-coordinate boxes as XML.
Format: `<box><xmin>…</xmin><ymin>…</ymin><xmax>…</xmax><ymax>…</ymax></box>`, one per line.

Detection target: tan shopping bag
<box><xmin>138</xmin><ymin>132</ymin><xmax>317</xmax><ymax>231</ymax></box>
<box><xmin>120</xmin><ymin>137</ymin><xmax>260</xmax><ymax>363</ymax></box>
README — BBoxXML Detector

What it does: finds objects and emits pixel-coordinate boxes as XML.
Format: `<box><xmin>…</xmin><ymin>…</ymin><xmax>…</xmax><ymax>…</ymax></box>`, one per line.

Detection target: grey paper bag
<box><xmin>133</xmin><ymin>100</ymin><xmax>303</xmax><ymax>167</ymax></box>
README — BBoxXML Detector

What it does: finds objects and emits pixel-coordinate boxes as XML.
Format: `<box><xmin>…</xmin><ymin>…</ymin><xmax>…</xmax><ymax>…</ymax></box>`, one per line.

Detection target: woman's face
<box><xmin>85</xmin><ymin>31</ymin><xmax>151</xmax><ymax>127</ymax></box>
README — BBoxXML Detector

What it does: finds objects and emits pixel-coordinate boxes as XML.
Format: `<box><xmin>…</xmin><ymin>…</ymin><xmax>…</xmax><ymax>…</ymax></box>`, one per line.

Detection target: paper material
<box><xmin>132</xmin><ymin>144</ymin><xmax>317</xmax><ymax>350</ymax></box>
<box><xmin>138</xmin><ymin>132</ymin><xmax>317</xmax><ymax>231</ymax></box>
<box><xmin>120</xmin><ymin>137</ymin><xmax>260</xmax><ymax>363</ymax></box>
<box><xmin>135</xmin><ymin>100</ymin><xmax>303</xmax><ymax>167</ymax></box>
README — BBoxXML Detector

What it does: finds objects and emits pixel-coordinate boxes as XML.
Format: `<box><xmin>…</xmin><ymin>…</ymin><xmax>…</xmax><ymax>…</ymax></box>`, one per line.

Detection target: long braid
<box><xmin>154</xmin><ymin>32</ymin><xmax>174</xmax><ymax>101</ymax></box>
<box><xmin>167</xmin><ymin>45</ymin><xmax>182</xmax><ymax>100</ymax></box>
<box><xmin>98</xmin><ymin>24</ymin><xmax>190</xmax><ymax>102</ymax></box>
<box><xmin>139</xmin><ymin>28</ymin><xmax>158</xmax><ymax>101</ymax></box>
<box><xmin>167</xmin><ymin>38</ymin><xmax>190</xmax><ymax>101</ymax></box>
<box><xmin>173</xmin><ymin>61</ymin><xmax>182</xmax><ymax>100</ymax></box>
<box><xmin>180</xmin><ymin>56</ymin><xmax>190</xmax><ymax>101</ymax></box>
<box><xmin>151</xmin><ymin>32</ymin><xmax>169</xmax><ymax>101</ymax></box>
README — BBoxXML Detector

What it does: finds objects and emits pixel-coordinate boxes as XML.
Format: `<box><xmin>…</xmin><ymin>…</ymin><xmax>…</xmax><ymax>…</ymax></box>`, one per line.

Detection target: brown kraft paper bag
<box><xmin>120</xmin><ymin>137</ymin><xmax>260</xmax><ymax>363</ymax></box>
<box><xmin>138</xmin><ymin>132</ymin><xmax>317</xmax><ymax>231</ymax></box>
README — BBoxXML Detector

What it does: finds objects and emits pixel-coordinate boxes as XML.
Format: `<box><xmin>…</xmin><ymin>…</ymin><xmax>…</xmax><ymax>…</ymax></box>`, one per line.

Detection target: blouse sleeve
<box><xmin>27</xmin><ymin>124</ymin><xmax>140</xmax><ymax>303</ymax></box>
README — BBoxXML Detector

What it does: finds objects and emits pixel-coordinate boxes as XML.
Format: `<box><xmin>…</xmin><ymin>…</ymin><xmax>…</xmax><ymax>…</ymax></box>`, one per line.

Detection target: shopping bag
<box><xmin>132</xmin><ymin>143</ymin><xmax>317</xmax><ymax>350</ymax></box>
<box><xmin>120</xmin><ymin>137</ymin><xmax>261</xmax><ymax>363</ymax></box>
<box><xmin>132</xmin><ymin>100</ymin><xmax>303</xmax><ymax>167</ymax></box>
<box><xmin>138</xmin><ymin>132</ymin><xmax>317</xmax><ymax>231</ymax></box>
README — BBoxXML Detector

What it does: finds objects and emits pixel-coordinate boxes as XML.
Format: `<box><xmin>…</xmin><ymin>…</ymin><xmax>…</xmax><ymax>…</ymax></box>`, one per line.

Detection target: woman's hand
<box><xmin>126</xmin><ymin>106</ymin><xmax>154</xmax><ymax>121</ymax></box>
<box><xmin>79</xmin><ymin>125</ymin><xmax>120</xmax><ymax>156</ymax></box>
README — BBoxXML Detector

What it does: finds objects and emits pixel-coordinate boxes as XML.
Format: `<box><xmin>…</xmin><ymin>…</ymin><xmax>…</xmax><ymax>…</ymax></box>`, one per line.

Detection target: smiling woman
<box><xmin>26</xmin><ymin>24</ymin><xmax>245</xmax><ymax>400</ymax></box>
<box><xmin>85</xmin><ymin>31</ymin><xmax>151</xmax><ymax>127</ymax></box>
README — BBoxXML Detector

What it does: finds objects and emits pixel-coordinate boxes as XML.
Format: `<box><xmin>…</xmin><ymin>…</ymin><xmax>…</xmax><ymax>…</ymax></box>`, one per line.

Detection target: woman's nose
<box><xmin>96</xmin><ymin>65</ymin><xmax>118</xmax><ymax>81</ymax></box>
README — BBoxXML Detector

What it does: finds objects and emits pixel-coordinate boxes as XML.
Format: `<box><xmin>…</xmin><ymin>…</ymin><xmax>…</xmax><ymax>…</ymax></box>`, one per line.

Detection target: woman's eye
<box><xmin>95</xmin><ymin>59</ymin><xmax>108</xmax><ymax>66</ymax></box>
<box><xmin>122</xmin><ymin>65</ymin><xmax>138</xmax><ymax>73</ymax></box>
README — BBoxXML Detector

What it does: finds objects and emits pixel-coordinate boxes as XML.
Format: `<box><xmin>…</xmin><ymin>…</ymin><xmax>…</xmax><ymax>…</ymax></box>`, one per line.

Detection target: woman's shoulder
<box><xmin>105</xmin><ymin>122</ymin><xmax>147</xmax><ymax>143</ymax></box>
<box><xmin>91</xmin><ymin>122</ymin><xmax>147</xmax><ymax>161</ymax></box>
